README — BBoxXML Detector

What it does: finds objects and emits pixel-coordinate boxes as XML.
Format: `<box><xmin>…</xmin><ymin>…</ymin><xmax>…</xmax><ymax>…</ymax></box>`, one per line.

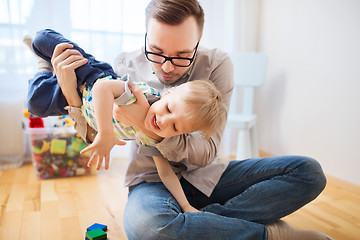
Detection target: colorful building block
<box><xmin>50</xmin><ymin>139</ymin><xmax>67</xmax><ymax>154</ymax></box>
<box><xmin>29</xmin><ymin>116</ymin><xmax>44</xmax><ymax>128</ymax></box>
<box><xmin>87</xmin><ymin>223</ymin><xmax>108</xmax><ymax>232</ymax></box>
<box><xmin>58</xmin><ymin>115</ymin><xmax>74</xmax><ymax>127</ymax></box>
<box><xmin>79</xmin><ymin>141</ymin><xmax>88</xmax><ymax>152</ymax></box>
<box><xmin>70</xmin><ymin>137</ymin><xmax>83</xmax><ymax>151</ymax></box>
<box><xmin>39</xmin><ymin>140</ymin><xmax>51</xmax><ymax>153</ymax></box>
<box><xmin>86</xmin><ymin>228</ymin><xmax>107</xmax><ymax>240</ymax></box>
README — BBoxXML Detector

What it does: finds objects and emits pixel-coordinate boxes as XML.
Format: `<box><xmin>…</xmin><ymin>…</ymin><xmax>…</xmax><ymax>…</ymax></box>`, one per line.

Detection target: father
<box><xmin>54</xmin><ymin>0</ymin><xmax>332</xmax><ymax>239</ymax></box>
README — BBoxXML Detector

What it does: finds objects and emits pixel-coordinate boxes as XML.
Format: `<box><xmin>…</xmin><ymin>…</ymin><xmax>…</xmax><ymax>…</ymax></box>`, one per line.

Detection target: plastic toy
<box><xmin>58</xmin><ymin>115</ymin><xmax>74</xmax><ymax>127</ymax></box>
<box><xmin>29</xmin><ymin>116</ymin><xmax>44</xmax><ymax>128</ymax></box>
<box><xmin>24</xmin><ymin>109</ymin><xmax>44</xmax><ymax>128</ymax></box>
<box><xmin>70</xmin><ymin>137</ymin><xmax>83</xmax><ymax>151</ymax></box>
<box><xmin>50</xmin><ymin>139</ymin><xmax>67</xmax><ymax>154</ymax></box>
<box><xmin>32</xmin><ymin>140</ymin><xmax>51</xmax><ymax>154</ymax></box>
<box><xmin>86</xmin><ymin>228</ymin><xmax>107</xmax><ymax>240</ymax></box>
<box><xmin>87</xmin><ymin>223</ymin><xmax>108</xmax><ymax>232</ymax></box>
<box><xmin>23</xmin><ymin>109</ymin><xmax>31</xmax><ymax>118</ymax></box>
<box><xmin>85</xmin><ymin>223</ymin><xmax>108</xmax><ymax>240</ymax></box>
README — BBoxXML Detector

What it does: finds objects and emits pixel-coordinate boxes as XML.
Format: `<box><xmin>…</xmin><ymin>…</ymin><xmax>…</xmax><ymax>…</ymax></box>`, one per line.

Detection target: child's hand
<box><xmin>80</xmin><ymin>133</ymin><xmax>126</xmax><ymax>170</ymax></box>
<box><xmin>182</xmin><ymin>204</ymin><xmax>201</xmax><ymax>213</ymax></box>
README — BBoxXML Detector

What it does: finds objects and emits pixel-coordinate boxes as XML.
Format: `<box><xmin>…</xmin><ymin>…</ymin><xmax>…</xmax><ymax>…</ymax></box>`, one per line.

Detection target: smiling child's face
<box><xmin>144</xmin><ymin>85</ymin><xmax>198</xmax><ymax>138</ymax></box>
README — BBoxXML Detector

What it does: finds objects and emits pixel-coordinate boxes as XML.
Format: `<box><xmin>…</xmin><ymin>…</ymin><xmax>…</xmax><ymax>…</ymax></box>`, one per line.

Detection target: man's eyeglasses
<box><xmin>144</xmin><ymin>33</ymin><xmax>199</xmax><ymax>67</ymax></box>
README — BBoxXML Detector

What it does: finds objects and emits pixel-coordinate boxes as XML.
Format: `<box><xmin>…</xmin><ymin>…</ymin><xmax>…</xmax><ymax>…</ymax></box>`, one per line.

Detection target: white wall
<box><xmin>256</xmin><ymin>0</ymin><xmax>360</xmax><ymax>185</ymax></box>
<box><xmin>201</xmin><ymin>0</ymin><xmax>260</xmax><ymax>52</ymax></box>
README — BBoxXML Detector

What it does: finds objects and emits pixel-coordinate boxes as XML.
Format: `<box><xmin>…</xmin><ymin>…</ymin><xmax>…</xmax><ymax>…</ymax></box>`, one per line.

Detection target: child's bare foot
<box><xmin>267</xmin><ymin>220</ymin><xmax>334</xmax><ymax>240</ymax></box>
<box><xmin>23</xmin><ymin>35</ymin><xmax>53</xmax><ymax>72</ymax></box>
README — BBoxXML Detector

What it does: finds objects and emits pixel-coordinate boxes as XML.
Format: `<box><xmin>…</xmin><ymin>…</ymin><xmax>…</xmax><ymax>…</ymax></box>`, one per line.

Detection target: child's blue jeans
<box><xmin>27</xmin><ymin>29</ymin><xmax>118</xmax><ymax>117</ymax></box>
<box><xmin>124</xmin><ymin>155</ymin><xmax>326</xmax><ymax>240</ymax></box>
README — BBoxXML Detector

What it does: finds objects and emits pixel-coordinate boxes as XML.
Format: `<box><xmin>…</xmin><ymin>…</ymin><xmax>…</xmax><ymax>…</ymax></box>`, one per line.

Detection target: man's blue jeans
<box><xmin>124</xmin><ymin>156</ymin><xmax>326</xmax><ymax>240</ymax></box>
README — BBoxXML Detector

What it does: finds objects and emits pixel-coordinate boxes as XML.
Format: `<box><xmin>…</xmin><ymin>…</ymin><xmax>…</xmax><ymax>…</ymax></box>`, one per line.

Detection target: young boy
<box><xmin>24</xmin><ymin>29</ymin><xmax>226</xmax><ymax>213</ymax></box>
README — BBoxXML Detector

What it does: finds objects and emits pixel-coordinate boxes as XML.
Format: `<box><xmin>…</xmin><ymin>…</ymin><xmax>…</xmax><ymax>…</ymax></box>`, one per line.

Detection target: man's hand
<box><xmin>113</xmin><ymin>83</ymin><xmax>163</xmax><ymax>141</ymax></box>
<box><xmin>51</xmin><ymin>43</ymin><xmax>88</xmax><ymax>107</ymax></box>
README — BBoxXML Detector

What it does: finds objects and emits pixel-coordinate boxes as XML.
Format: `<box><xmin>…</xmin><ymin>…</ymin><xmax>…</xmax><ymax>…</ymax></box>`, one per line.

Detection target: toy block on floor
<box><xmin>87</xmin><ymin>223</ymin><xmax>108</xmax><ymax>232</ymax></box>
<box><xmin>86</xmin><ymin>228</ymin><xmax>107</xmax><ymax>240</ymax></box>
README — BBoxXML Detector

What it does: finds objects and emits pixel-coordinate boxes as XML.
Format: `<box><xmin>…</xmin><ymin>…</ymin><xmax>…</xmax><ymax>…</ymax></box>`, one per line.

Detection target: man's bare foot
<box><xmin>267</xmin><ymin>220</ymin><xmax>334</xmax><ymax>240</ymax></box>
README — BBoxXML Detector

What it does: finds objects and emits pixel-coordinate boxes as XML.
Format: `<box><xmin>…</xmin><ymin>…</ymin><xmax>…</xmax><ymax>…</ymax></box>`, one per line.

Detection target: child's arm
<box><xmin>153</xmin><ymin>156</ymin><xmax>200</xmax><ymax>213</ymax></box>
<box><xmin>80</xmin><ymin>80</ymin><xmax>127</xmax><ymax>170</ymax></box>
<box><xmin>62</xmin><ymin>85</ymin><xmax>83</xmax><ymax>107</ymax></box>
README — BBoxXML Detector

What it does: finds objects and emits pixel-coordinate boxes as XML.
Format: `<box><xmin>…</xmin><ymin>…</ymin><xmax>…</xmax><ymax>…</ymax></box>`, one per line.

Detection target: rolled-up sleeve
<box><xmin>65</xmin><ymin>106</ymin><xmax>96</xmax><ymax>143</ymax></box>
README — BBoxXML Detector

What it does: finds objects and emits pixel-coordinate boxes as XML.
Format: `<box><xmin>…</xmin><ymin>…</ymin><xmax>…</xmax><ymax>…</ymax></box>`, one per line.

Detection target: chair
<box><xmin>226</xmin><ymin>52</ymin><xmax>268</xmax><ymax>160</ymax></box>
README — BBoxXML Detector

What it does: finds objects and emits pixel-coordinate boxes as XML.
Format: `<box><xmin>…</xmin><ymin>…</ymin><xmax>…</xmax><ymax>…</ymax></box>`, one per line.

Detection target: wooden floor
<box><xmin>1</xmin><ymin>156</ymin><xmax>359</xmax><ymax>240</ymax></box>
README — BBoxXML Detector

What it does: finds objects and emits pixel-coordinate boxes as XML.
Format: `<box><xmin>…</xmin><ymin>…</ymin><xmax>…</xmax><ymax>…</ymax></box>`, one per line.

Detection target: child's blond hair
<box><xmin>180</xmin><ymin>80</ymin><xmax>227</xmax><ymax>139</ymax></box>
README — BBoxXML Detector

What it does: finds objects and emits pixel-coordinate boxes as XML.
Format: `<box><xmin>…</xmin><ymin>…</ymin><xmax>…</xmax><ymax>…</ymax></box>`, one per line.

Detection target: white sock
<box><xmin>23</xmin><ymin>35</ymin><xmax>53</xmax><ymax>72</ymax></box>
<box><xmin>266</xmin><ymin>220</ymin><xmax>334</xmax><ymax>240</ymax></box>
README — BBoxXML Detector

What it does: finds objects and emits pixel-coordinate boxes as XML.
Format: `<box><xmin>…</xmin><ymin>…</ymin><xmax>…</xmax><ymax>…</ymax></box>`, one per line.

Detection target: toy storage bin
<box><xmin>28</xmin><ymin>126</ymin><xmax>94</xmax><ymax>179</ymax></box>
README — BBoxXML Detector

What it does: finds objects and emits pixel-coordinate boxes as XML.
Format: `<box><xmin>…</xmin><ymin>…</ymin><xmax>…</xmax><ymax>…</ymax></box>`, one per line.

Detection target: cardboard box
<box><xmin>28</xmin><ymin>126</ymin><xmax>93</xmax><ymax>179</ymax></box>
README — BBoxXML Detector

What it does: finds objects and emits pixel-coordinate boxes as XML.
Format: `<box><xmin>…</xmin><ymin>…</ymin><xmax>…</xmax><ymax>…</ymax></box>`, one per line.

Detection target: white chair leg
<box><xmin>219</xmin><ymin>127</ymin><xmax>232</xmax><ymax>159</ymax></box>
<box><xmin>250</xmin><ymin>126</ymin><xmax>259</xmax><ymax>158</ymax></box>
<box><xmin>236</xmin><ymin>129</ymin><xmax>252</xmax><ymax>160</ymax></box>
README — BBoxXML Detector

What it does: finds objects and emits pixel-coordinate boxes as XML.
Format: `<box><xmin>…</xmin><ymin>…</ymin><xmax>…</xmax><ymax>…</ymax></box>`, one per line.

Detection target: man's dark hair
<box><xmin>145</xmin><ymin>0</ymin><xmax>205</xmax><ymax>37</ymax></box>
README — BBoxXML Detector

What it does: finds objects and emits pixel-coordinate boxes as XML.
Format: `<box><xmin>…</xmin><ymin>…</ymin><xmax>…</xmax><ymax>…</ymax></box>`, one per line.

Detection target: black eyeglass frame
<box><xmin>144</xmin><ymin>33</ymin><xmax>199</xmax><ymax>67</ymax></box>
